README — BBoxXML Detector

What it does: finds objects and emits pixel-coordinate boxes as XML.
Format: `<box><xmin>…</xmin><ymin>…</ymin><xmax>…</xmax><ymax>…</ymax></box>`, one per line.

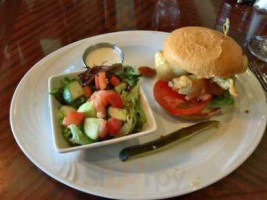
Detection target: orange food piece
<box><xmin>62</xmin><ymin>111</ymin><xmax>85</xmax><ymax>126</ymax></box>
<box><xmin>99</xmin><ymin>120</ymin><xmax>108</xmax><ymax>139</ymax></box>
<box><xmin>99</xmin><ymin>72</ymin><xmax>107</xmax><ymax>90</ymax></box>
<box><xmin>82</xmin><ymin>86</ymin><xmax>92</xmax><ymax>97</ymax></box>
<box><xmin>110</xmin><ymin>75</ymin><xmax>121</xmax><ymax>87</ymax></box>
<box><xmin>95</xmin><ymin>75</ymin><xmax>100</xmax><ymax>90</ymax></box>
<box><xmin>107</xmin><ymin>118</ymin><xmax>122</xmax><ymax>136</ymax></box>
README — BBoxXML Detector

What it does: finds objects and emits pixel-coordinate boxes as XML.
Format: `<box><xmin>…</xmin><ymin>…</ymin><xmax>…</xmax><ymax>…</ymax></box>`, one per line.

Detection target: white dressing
<box><xmin>85</xmin><ymin>47</ymin><xmax>121</xmax><ymax>67</ymax></box>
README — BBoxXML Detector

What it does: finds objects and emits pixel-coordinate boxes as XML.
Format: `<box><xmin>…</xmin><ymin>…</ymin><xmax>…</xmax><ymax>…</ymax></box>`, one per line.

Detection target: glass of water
<box><xmin>247</xmin><ymin>0</ymin><xmax>267</xmax><ymax>62</ymax></box>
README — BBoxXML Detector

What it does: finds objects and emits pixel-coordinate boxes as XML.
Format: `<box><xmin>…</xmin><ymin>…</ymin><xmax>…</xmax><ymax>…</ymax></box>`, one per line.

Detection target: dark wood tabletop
<box><xmin>1</xmin><ymin>0</ymin><xmax>267</xmax><ymax>199</ymax></box>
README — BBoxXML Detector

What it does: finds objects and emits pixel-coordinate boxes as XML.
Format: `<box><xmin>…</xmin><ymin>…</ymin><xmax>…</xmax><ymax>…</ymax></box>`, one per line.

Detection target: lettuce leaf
<box><xmin>133</xmin><ymin>100</ymin><xmax>147</xmax><ymax>132</ymax></box>
<box><xmin>62</xmin><ymin>125</ymin><xmax>92</xmax><ymax>145</ymax></box>
<box><xmin>208</xmin><ymin>91</ymin><xmax>234</xmax><ymax>108</ymax></box>
<box><xmin>120</xmin><ymin>84</ymin><xmax>147</xmax><ymax>134</ymax></box>
<box><xmin>115</xmin><ymin>66</ymin><xmax>142</xmax><ymax>87</ymax></box>
<box><xmin>50</xmin><ymin>87</ymin><xmax>65</xmax><ymax>104</ymax></box>
<box><xmin>118</xmin><ymin>106</ymin><xmax>137</xmax><ymax>136</ymax></box>
<box><xmin>71</xmin><ymin>96</ymin><xmax>87</xmax><ymax>109</ymax></box>
<box><xmin>68</xmin><ymin>124</ymin><xmax>92</xmax><ymax>145</ymax></box>
<box><xmin>50</xmin><ymin>77</ymin><xmax>81</xmax><ymax>104</ymax></box>
<box><xmin>62</xmin><ymin>127</ymin><xmax>72</xmax><ymax>140</ymax></box>
<box><xmin>122</xmin><ymin>83</ymin><xmax>140</xmax><ymax>106</ymax></box>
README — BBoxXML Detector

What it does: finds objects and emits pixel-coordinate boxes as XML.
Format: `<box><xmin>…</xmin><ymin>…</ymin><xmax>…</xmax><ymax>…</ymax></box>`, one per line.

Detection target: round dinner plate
<box><xmin>10</xmin><ymin>31</ymin><xmax>267</xmax><ymax>199</ymax></box>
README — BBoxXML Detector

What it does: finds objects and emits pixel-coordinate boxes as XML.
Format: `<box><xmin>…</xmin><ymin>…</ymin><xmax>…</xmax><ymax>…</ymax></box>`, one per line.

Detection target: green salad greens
<box><xmin>115</xmin><ymin>66</ymin><xmax>142</xmax><ymax>87</ymax></box>
<box><xmin>50</xmin><ymin>65</ymin><xmax>147</xmax><ymax>146</ymax></box>
<box><xmin>207</xmin><ymin>91</ymin><xmax>234</xmax><ymax>108</ymax></box>
<box><xmin>118</xmin><ymin>84</ymin><xmax>147</xmax><ymax>136</ymax></box>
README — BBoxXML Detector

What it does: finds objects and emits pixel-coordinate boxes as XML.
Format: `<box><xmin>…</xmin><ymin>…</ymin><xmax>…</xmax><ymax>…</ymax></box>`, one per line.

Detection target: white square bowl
<box><xmin>48</xmin><ymin>71</ymin><xmax>157</xmax><ymax>153</ymax></box>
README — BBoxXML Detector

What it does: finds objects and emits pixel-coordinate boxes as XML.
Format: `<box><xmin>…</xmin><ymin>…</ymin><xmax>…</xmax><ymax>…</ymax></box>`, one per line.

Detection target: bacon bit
<box><xmin>138</xmin><ymin>66</ymin><xmax>156</xmax><ymax>77</ymax></box>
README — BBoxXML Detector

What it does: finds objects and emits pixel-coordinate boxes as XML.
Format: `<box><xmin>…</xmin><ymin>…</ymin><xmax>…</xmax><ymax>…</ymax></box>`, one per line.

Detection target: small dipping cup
<box><xmin>82</xmin><ymin>43</ymin><xmax>124</xmax><ymax>67</ymax></box>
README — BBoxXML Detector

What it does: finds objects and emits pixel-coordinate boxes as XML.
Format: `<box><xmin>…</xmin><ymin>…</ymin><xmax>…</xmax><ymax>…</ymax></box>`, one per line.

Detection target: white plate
<box><xmin>10</xmin><ymin>31</ymin><xmax>267</xmax><ymax>199</ymax></box>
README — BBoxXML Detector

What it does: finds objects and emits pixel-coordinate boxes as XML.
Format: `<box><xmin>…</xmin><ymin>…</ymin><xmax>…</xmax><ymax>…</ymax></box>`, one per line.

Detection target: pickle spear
<box><xmin>119</xmin><ymin>120</ymin><xmax>219</xmax><ymax>161</ymax></box>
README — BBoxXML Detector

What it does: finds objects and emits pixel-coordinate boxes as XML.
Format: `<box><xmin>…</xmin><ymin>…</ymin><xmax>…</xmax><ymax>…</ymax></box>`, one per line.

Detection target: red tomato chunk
<box><xmin>62</xmin><ymin>111</ymin><xmax>85</xmax><ymax>126</ymax></box>
<box><xmin>110</xmin><ymin>75</ymin><xmax>121</xmax><ymax>87</ymax></box>
<box><xmin>82</xmin><ymin>86</ymin><xmax>92</xmax><ymax>97</ymax></box>
<box><xmin>107</xmin><ymin>118</ymin><xmax>122</xmax><ymax>135</ymax></box>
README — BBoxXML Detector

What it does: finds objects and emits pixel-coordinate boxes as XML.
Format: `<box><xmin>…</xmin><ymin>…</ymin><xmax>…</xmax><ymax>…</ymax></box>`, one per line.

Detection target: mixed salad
<box><xmin>50</xmin><ymin>64</ymin><xmax>147</xmax><ymax>146</ymax></box>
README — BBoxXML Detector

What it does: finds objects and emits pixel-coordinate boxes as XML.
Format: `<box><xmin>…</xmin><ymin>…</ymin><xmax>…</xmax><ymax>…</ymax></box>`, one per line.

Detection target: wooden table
<box><xmin>1</xmin><ymin>0</ymin><xmax>267</xmax><ymax>199</ymax></box>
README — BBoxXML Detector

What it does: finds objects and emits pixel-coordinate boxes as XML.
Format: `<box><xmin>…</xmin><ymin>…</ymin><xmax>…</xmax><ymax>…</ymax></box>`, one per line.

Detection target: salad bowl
<box><xmin>48</xmin><ymin>70</ymin><xmax>157</xmax><ymax>153</ymax></box>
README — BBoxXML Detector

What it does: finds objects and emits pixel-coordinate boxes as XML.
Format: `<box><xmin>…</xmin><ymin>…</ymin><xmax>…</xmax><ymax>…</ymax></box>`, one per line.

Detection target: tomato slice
<box><xmin>153</xmin><ymin>80</ymin><xmax>211</xmax><ymax>115</ymax></box>
<box><xmin>106</xmin><ymin>92</ymin><xmax>124</xmax><ymax>108</ymax></box>
<box><xmin>82</xmin><ymin>86</ymin><xmax>92</xmax><ymax>97</ymax></box>
<box><xmin>99</xmin><ymin>72</ymin><xmax>107</xmax><ymax>90</ymax></box>
<box><xmin>62</xmin><ymin>111</ymin><xmax>85</xmax><ymax>126</ymax></box>
<box><xmin>107</xmin><ymin>118</ymin><xmax>122</xmax><ymax>136</ymax></box>
<box><xmin>99</xmin><ymin>120</ymin><xmax>108</xmax><ymax>139</ymax></box>
<box><xmin>95</xmin><ymin>75</ymin><xmax>100</xmax><ymax>90</ymax></box>
<box><xmin>110</xmin><ymin>75</ymin><xmax>121</xmax><ymax>87</ymax></box>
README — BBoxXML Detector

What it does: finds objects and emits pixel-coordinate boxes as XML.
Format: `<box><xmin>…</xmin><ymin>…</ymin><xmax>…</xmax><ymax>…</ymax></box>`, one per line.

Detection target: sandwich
<box><xmin>153</xmin><ymin>26</ymin><xmax>248</xmax><ymax>119</ymax></box>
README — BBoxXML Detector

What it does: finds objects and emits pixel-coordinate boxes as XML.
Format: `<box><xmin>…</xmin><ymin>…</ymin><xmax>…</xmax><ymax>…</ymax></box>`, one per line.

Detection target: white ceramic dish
<box><xmin>48</xmin><ymin>71</ymin><xmax>157</xmax><ymax>153</ymax></box>
<box><xmin>10</xmin><ymin>31</ymin><xmax>267</xmax><ymax>199</ymax></box>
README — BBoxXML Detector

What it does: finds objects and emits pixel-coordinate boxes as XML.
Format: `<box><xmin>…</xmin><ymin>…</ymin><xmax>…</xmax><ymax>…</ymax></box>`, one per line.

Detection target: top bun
<box><xmin>163</xmin><ymin>27</ymin><xmax>246</xmax><ymax>78</ymax></box>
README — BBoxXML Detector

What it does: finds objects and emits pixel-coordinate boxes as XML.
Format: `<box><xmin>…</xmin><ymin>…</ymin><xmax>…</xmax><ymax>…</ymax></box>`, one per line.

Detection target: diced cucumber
<box><xmin>63</xmin><ymin>81</ymin><xmax>83</xmax><ymax>104</ymax></box>
<box><xmin>59</xmin><ymin>105</ymin><xmax>76</xmax><ymax>116</ymax></box>
<box><xmin>114</xmin><ymin>82</ymin><xmax>127</xmax><ymax>93</ymax></box>
<box><xmin>68</xmin><ymin>124</ymin><xmax>92</xmax><ymax>145</ymax></box>
<box><xmin>77</xmin><ymin>100</ymin><xmax>96</xmax><ymax>117</ymax></box>
<box><xmin>108</xmin><ymin>107</ymin><xmax>127</xmax><ymax>121</ymax></box>
<box><xmin>84</xmin><ymin>118</ymin><xmax>100</xmax><ymax>140</ymax></box>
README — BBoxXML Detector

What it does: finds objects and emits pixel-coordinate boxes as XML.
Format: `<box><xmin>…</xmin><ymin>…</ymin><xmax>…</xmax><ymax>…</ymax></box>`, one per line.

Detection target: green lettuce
<box><xmin>134</xmin><ymin>100</ymin><xmax>147</xmax><ymax>132</ymax></box>
<box><xmin>208</xmin><ymin>91</ymin><xmax>234</xmax><ymax>108</ymax></box>
<box><xmin>62</xmin><ymin>127</ymin><xmax>72</xmax><ymax>140</ymax></box>
<box><xmin>119</xmin><ymin>84</ymin><xmax>147</xmax><ymax>135</ymax></box>
<box><xmin>71</xmin><ymin>96</ymin><xmax>87</xmax><ymax>109</ymax></box>
<box><xmin>68</xmin><ymin>125</ymin><xmax>92</xmax><ymax>145</ymax></box>
<box><xmin>122</xmin><ymin>84</ymin><xmax>140</xmax><ymax>106</ymax></box>
<box><xmin>50</xmin><ymin>77</ymin><xmax>81</xmax><ymax>104</ymax></box>
<box><xmin>115</xmin><ymin>66</ymin><xmax>142</xmax><ymax>88</ymax></box>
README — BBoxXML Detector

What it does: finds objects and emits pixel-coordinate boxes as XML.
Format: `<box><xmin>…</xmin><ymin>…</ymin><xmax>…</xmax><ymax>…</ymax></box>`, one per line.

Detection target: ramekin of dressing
<box><xmin>82</xmin><ymin>43</ymin><xmax>124</xmax><ymax>67</ymax></box>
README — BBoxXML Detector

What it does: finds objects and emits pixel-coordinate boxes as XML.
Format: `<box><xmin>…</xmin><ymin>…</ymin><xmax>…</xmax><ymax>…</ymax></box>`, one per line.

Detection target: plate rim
<box><xmin>9</xmin><ymin>30</ymin><xmax>267</xmax><ymax>200</ymax></box>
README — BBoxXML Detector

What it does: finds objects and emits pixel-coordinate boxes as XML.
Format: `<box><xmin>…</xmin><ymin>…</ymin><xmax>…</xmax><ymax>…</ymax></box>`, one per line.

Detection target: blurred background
<box><xmin>0</xmin><ymin>0</ymin><xmax>266</xmax><ymax>86</ymax></box>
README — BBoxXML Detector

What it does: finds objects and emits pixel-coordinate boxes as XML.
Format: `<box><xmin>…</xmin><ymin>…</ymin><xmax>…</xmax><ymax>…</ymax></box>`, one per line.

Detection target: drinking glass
<box><xmin>247</xmin><ymin>0</ymin><xmax>267</xmax><ymax>62</ymax></box>
<box><xmin>152</xmin><ymin>0</ymin><xmax>180</xmax><ymax>32</ymax></box>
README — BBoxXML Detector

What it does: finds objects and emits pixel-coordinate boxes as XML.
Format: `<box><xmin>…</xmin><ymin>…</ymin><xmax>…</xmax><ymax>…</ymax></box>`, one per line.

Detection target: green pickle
<box><xmin>119</xmin><ymin>120</ymin><xmax>219</xmax><ymax>162</ymax></box>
